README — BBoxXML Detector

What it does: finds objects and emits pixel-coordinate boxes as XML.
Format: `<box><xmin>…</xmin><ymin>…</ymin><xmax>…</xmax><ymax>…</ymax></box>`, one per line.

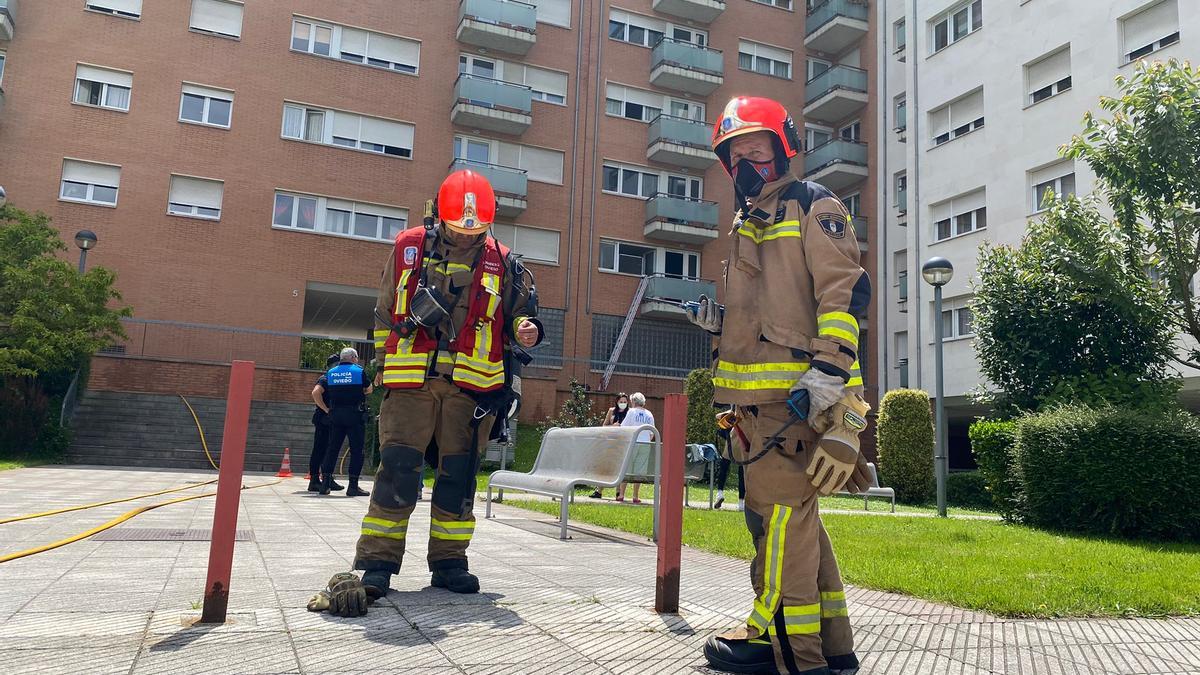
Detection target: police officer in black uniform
<box><xmin>312</xmin><ymin>347</ymin><xmax>373</xmax><ymax>497</ymax></box>
<box><xmin>308</xmin><ymin>353</ymin><xmax>343</xmax><ymax>493</ymax></box>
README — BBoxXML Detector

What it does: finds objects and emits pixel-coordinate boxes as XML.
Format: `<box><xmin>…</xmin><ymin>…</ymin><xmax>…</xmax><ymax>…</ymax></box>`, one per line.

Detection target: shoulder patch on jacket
<box><xmin>817</xmin><ymin>212</ymin><xmax>848</xmax><ymax>239</ymax></box>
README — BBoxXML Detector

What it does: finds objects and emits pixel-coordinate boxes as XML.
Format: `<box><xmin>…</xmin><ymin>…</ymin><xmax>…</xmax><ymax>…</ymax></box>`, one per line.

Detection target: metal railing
<box><xmin>647</xmin><ymin>113</ymin><xmax>712</xmax><ymax>151</ymax></box>
<box><xmin>454</xmin><ymin>73</ymin><xmax>533</xmax><ymax>114</ymax></box>
<box><xmin>651</xmin><ymin>37</ymin><xmax>724</xmax><ymax>76</ymax></box>
<box><xmin>895</xmin><ymin>187</ymin><xmax>908</xmax><ymax>212</ymax></box>
<box><xmin>644</xmin><ymin>274</ymin><xmax>717</xmax><ymax>303</ymax></box>
<box><xmin>0</xmin><ymin>0</ymin><xmax>17</xmax><ymax>23</ymax></box>
<box><xmin>804</xmin><ymin>138</ymin><xmax>868</xmax><ymax>174</ymax></box>
<box><xmin>459</xmin><ymin>0</ymin><xmax>536</xmax><ymax>32</ymax></box>
<box><xmin>644</xmin><ymin>192</ymin><xmax>720</xmax><ymax>228</ymax></box>
<box><xmin>447</xmin><ymin>158</ymin><xmax>528</xmax><ymax>197</ymax></box>
<box><xmin>806</xmin><ymin>0</ymin><xmax>868</xmax><ymax>36</ymax></box>
<box><xmin>805</xmin><ymin>65</ymin><xmax>868</xmax><ymax>104</ymax></box>
<box><xmin>852</xmin><ymin>215</ymin><xmax>868</xmax><ymax>242</ymax></box>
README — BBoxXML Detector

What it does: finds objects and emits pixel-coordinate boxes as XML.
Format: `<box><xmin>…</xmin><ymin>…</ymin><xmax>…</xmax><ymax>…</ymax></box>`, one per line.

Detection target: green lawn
<box><xmin>0</xmin><ymin>457</ymin><xmax>50</xmax><ymax>472</ymax></box>
<box><xmin>502</xmin><ymin>498</ymin><xmax>1200</xmax><ymax>619</ymax></box>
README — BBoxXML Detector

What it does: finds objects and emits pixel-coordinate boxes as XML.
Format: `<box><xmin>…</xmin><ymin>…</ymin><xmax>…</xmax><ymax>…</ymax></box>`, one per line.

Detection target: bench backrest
<box><xmin>530</xmin><ymin>425</ymin><xmax>658</xmax><ymax>482</ymax></box>
<box><xmin>866</xmin><ymin>462</ymin><xmax>881</xmax><ymax>488</ymax></box>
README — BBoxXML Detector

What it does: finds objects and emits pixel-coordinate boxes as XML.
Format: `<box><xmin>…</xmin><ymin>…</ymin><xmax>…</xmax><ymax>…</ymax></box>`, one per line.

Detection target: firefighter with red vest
<box><xmin>694</xmin><ymin>97</ymin><xmax>873</xmax><ymax>674</ymax></box>
<box><xmin>321</xmin><ymin>170</ymin><xmax>542</xmax><ymax>614</ymax></box>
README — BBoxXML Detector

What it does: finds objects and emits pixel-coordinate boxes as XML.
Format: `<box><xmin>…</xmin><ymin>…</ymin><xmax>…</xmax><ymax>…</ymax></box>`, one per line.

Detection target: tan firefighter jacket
<box><xmin>713</xmin><ymin>174</ymin><xmax>871</xmax><ymax>417</ymax></box>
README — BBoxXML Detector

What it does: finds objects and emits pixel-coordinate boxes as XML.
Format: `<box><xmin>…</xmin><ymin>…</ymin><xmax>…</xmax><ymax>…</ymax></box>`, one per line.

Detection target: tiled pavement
<box><xmin>0</xmin><ymin>466</ymin><xmax>1197</xmax><ymax>675</ymax></box>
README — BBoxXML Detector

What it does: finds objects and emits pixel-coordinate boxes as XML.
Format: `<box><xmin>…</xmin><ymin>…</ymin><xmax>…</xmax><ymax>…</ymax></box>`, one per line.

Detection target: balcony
<box><xmin>448</xmin><ymin>159</ymin><xmax>527</xmax><ymax>217</ymax></box>
<box><xmin>803</xmin><ymin>139</ymin><xmax>868</xmax><ymax>193</ymax></box>
<box><xmin>851</xmin><ymin>214</ymin><xmax>868</xmax><ymax>245</ymax></box>
<box><xmin>0</xmin><ymin>0</ymin><xmax>16</xmax><ymax>41</ymax></box>
<box><xmin>650</xmin><ymin>38</ymin><xmax>724</xmax><ymax>96</ymax></box>
<box><xmin>644</xmin><ymin>193</ymin><xmax>720</xmax><ymax>245</ymax></box>
<box><xmin>457</xmin><ymin>0</ymin><xmax>536</xmax><ymax>56</ymax></box>
<box><xmin>804</xmin><ymin>0</ymin><xmax>868</xmax><ymax>54</ymax></box>
<box><xmin>651</xmin><ymin>0</ymin><xmax>725</xmax><ymax>24</ymax></box>
<box><xmin>646</xmin><ymin>114</ymin><xmax>716</xmax><ymax>169</ymax></box>
<box><xmin>803</xmin><ymin>65</ymin><xmax>868</xmax><ymax>123</ymax></box>
<box><xmin>895</xmin><ymin>187</ymin><xmax>908</xmax><ymax>215</ymax></box>
<box><xmin>641</xmin><ymin>274</ymin><xmax>717</xmax><ymax>320</ymax></box>
<box><xmin>451</xmin><ymin>74</ymin><xmax>533</xmax><ymax>136</ymax></box>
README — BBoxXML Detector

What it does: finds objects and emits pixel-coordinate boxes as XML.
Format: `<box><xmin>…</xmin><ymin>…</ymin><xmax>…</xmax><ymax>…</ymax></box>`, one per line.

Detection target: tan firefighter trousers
<box><xmin>353</xmin><ymin>377</ymin><xmax>494</xmax><ymax>575</ymax></box>
<box><xmin>733</xmin><ymin>403</ymin><xmax>854</xmax><ymax>674</ymax></box>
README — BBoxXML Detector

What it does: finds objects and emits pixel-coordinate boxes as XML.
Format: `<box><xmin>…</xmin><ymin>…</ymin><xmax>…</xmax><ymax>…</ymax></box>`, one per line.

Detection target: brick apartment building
<box><xmin>0</xmin><ymin>0</ymin><xmax>875</xmax><ymax>433</ymax></box>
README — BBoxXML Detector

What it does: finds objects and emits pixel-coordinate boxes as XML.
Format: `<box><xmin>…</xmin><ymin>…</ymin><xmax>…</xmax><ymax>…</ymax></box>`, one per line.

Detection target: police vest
<box><xmin>379</xmin><ymin>227</ymin><xmax>510</xmax><ymax>393</ymax></box>
<box><xmin>324</xmin><ymin>363</ymin><xmax>366</xmax><ymax>408</ymax></box>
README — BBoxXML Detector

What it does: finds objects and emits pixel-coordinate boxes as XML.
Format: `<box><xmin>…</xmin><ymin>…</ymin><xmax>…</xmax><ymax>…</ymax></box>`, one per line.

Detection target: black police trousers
<box><xmin>321</xmin><ymin>407</ymin><xmax>366</xmax><ymax>478</ymax></box>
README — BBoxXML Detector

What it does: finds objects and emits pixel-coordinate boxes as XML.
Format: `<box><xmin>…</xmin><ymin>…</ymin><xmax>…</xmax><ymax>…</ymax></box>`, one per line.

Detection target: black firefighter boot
<box><xmin>346</xmin><ymin>477</ymin><xmax>369</xmax><ymax>497</ymax></box>
<box><xmin>361</xmin><ymin>570</ymin><xmax>391</xmax><ymax>600</ymax></box>
<box><xmin>431</xmin><ymin>565</ymin><xmax>480</xmax><ymax>594</ymax></box>
<box><xmin>704</xmin><ymin>635</ymin><xmax>779</xmax><ymax>674</ymax></box>
<box><xmin>826</xmin><ymin>653</ymin><xmax>860</xmax><ymax>675</ymax></box>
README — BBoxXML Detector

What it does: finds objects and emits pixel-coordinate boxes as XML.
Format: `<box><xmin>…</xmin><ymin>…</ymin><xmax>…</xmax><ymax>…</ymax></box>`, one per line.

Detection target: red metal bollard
<box><xmin>655</xmin><ymin>393</ymin><xmax>687</xmax><ymax>614</ymax></box>
<box><xmin>200</xmin><ymin>360</ymin><xmax>255</xmax><ymax>624</ymax></box>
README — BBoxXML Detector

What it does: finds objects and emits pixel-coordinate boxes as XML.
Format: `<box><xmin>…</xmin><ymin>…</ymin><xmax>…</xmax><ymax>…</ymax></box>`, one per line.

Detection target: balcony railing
<box><xmin>644</xmin><ymin>193</ymin><xmax>719</xmax><ymax>228</ymax></box>
<box><xmin>805</xmin><ymin>0</ymin><xmax>868</xmax><ymax>53</ymax></box>
<box><xmin>804</xmin><ymin>138</ymin><xmax>867</xmax><ymax>173</ymax></box>
<box><xmin>805</xmin><ymin>65</ymin><xmax>868</xmax><ymax>105</ymax></box>
<box><xmin>895</xmin><ymin>187</ymin><xmax>908</xmax><ymax>213</ymax></box>
<box><xmin>895</xmin><ymin>105</ymin><xmax>907</xmax><ymax>132</ymax></box>
<box><xmin>648</xmin><ymin>114</ymin><xmax>710</xmax><ymax>151</ymax></box>
<box><xmin>0</xmin><ymin>0</ymin><xmax>16</xmax><ymax>40</ymax></box>
<box><xmin>645</xmin><ymin>274</ymin><xmax>717</xmax><ymax>304</ymax></box>
<box><xmin>459</xmin><ymin>0</ymin><xmax>536</xmax><ymax>31</ymax></box>
<box><xmin>651</xmin><ymin>0</ymin><xmax>726</xmax><ymax>24</ymax></box>
<box><xmin>652</xmin><ymin>37</ymin><xmax>724</xmax><ymax>76</ymax></box>
<box><xmin>457</xmin><ymin>0</ymin><xmax>537</xmax><ymax>55</ymax></box>
<box><xmin>454</xmin><ymin>73</ymin><xmax>532</xmax><ymax>114</ymax></box>
<box><xmin>806</xmin><ymin>0</ymin><xmax>869</xmax><ymax>36</ymax></box>
<box><xmin>898</xmin><ymin>271</ymin><xmax>909</xmax><ymax>301</ymax></box>
<box><xmin>851</xmin><ymin>215</ymin><xmax>867</xmax><ymax>242</ymax></box>
<box><xmin>447</xmin><ymin>158</ymin><xmax>527</xmax><ymax>197</ymax></box>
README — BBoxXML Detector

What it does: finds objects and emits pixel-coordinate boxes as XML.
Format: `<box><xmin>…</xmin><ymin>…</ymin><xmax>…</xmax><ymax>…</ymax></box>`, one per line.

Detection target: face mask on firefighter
<box><xmin>732</xmin><ymin>158</ymin><xmax>778</xmax><ymax>198</ymax></box>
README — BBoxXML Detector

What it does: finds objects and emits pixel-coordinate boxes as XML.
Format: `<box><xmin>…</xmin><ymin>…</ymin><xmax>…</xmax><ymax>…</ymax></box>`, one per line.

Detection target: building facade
<box><xmin>875</xmin><ymin>0</ymin><xmax>1198</xmax><ymax>463</ymax></box>
<box><xmin>0</xmin><ymin>0</ymin><xmax>875</xmax><ymax>427</ymax></box>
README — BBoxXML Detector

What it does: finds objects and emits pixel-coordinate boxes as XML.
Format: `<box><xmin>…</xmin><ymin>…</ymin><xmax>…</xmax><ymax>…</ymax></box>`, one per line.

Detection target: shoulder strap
<box><xmin>780</xmin><ymin>180</ymin><xmax>838</xmax><ymax>216</ymax></box>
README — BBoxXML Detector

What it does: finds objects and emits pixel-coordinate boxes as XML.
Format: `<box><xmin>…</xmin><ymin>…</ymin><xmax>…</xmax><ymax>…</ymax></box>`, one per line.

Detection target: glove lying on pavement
<box><xmin>805</xmin><ymin>393</ymin><xmax>871</xmax><ymax>496</ymax></box>
<box><xmin>307</xmin><ymin>572</ymin><xmax>373</xmax><ymax>617</ymax></box>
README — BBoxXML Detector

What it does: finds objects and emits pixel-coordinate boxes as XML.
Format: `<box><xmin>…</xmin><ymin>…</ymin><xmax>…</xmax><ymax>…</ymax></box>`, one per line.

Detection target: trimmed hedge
<box><xmin>968</xmin><ymin>419</ymin><xmax>1020</xmax><ymax>520</ymax></box>
<box><xmin>684</xmin><ymin>368</ymin><xmax>717</xmax><ymax>446</ymax></box>
<box><xmin>1016</xmin><ymin>404</ymin><xmax>1200</xmax><ymax>541</ymax></box>
<box><xmin>876</xmin><ymin>389</ymin><xmax>935</xmax><ymax>504</ymax></box>
<box><xmin>946</xmin><ymin>471</ymin><xmax>993</xmax><ymax>510</ymax></box>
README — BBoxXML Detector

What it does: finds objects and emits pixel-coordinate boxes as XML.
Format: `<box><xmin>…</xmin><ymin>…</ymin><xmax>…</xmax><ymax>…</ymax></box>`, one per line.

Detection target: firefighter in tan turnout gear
<box><xmin>315</xmin><ymin>169</ymin><xmax>542</xmax><ymax>616</ymax></box>
<box><xmin>691</xmin><ymin>97</ymin><xmax>872</xmax><ymax>675</ymax></box>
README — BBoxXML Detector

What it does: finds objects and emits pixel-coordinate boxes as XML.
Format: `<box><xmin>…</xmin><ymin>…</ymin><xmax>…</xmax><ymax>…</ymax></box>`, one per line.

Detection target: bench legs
<box><xmin>485</xmin><ymin>485</ymin><xmax>494</xmax><ymax>519</ymax></box>
<box><xmin>559</xmin><ymin>493</ymin><xmax>569</xmax><ymax>540</ymax></box>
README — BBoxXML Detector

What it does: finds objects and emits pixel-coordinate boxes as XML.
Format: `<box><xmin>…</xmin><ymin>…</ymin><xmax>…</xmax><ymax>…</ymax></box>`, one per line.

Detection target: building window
<box><xmin>168</xmin><ymin>175</ymin><xmax>224</xmax><ymax>220</ymax></box>
<box><xmin>273</xmin><ymin>191</ymin><xmax>407</xmax><ymax>243</ymax></box>
<box><xmin>454</xmin><ymin>135</ymin><xmax>564</xmax><ymax>184</ymax></box>
<box><xmin>739</xmin><ymin>40</ymin><xmax>792</xmax><ymax>79</ymax></box>
<box><xmin>74</xmin><ymin>64</ymin><xmax>132</xmax><ymax>111</ymax></box>
<box><xmin>606</xmin><ymin>83</ymin><xmax>701</xmax><ymax>123</ymax></box>
<box><xmin>282</xmin><ymin>104</ymin><xmax>414</xmax><ymax>158</ymax></box>
<box><xmin>752</xmin><ymin>0</ymin><xmax>793</xmax><ymax>8</ymax></box>
<box><xmin>839</xmin><ymin>120</ymin><xmax>861</xmax><ymax>142</ymax></box>
<box><xmin>931</xmin><ymin>0</ymin><xmax>982</xmax><ymax>53</ymax></box>
<box><xmin>86</xmin><ymin>0</ymin><xmax>142</xmax><ymax>19</ymax></box>
<box><xmin>179</xmin><ymin>83</ymin><xmax>233</xmax><ymax>128</ymax></box>
<box><xmin>941</xmin><ymin>306</ymin><xmax>975</xmax><ymax>339</ymax></box>
<box><xmin>895</xmin><ymin>173</ymin><xmax>908</xmax><ymax>212</ymax></box>
<box><xmin>932</xmin><ymin>190</ymin><xmax>986</xmax><ymax>241</ymax></box>
<box><xmin>930</xmin><ymin>88</ymin><xmax>984</xmax><ymax>146</ymax></box>
<box><xmin>603</xmin><ymin>163</ymin><xmax>701</xmax><ymax>200</ymax></box>
<box><xmin>806</xmin><ymin>57</ymin><xmax>831</xmax><ymax>82</ymax></box>
<box><xmin>1121</xmin><ymin>0</ymin><xmax>1179</xmax><ymax>63</ymax></box>
<box><xmin>843</xmin><ymin>193</ymin><xmax>861</xmax><ymax>217</ymax></box>
<box><xmin>1030</xmin><ymin>162</ymin><xmax>1076</xmax><ymax>212</ymax></box>
<box><xmin>1026</xmin><ymin>46</ymin><xmax>1072</xmax><ymax>105</ymax></box>
<box><xmin>60</xmin><ymin>159</ymin><xmax>120</xmax><ymax>206</ymax></box>
<box><xmin>608</xmin><ymin>9</ymin><xmax>666</xmax><ymax>48</ymax></box>
<box><xmin>894</xmin><ymin>18</ymin><xmax>906</xmax><ymax>53</ymax></box>
<box><xmin>805</xmin><ymin>124</ymin><xmax>833</xmax><ymax>151</ymax></box>
<box><xmin>189</xmin><ymin>0</ymin><xmax>244</xmax><ymax>39</ymax></box>
<box><xmin>599</xmin><ymin>240</ymin><xmax>699</xmax><ymax>278</ymax></box>
<box><xmin>897</xmin><ymin>358</ymin><xmax>909</xmax><ymax>388</ymax></box>
<box><xmin>0</xmin><ymin>52</ymin><xmax>6</xmax><ymax>89</ymax></box>
<box><xmin>460</xmin><ymin>55</ymin><xmax>567</xmax><ymax>105</ymax></box>
<box><xmin>894</xmin><ymin>95</ymin><xmax>907</xmax><ymax>132</ymax></box>
<box><xmin>491</xmin><ymin>223</ymin><xmax>560</xmax><ymax>265</ymax></box>
<box><xmin>292</xmin><ymin>17</ymin><xmax>420</xmax><ymax>74</ymax></box>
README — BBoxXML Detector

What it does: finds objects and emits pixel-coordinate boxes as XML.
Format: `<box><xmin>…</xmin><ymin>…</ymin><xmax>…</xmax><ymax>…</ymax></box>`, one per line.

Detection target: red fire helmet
<box><xmin>711</xmin><ymin>96</ymin><xmax>802</xmax><ymax>176</ymax></box>
<box><xmin>438</xmin><ymin>169</ymin><xmax>496</xmax><ymax>235</ymax></box>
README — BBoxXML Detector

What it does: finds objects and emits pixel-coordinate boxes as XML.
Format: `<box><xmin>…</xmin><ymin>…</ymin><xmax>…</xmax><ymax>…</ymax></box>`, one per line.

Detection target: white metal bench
<box><xmin>838</xmin><ymin>462</ymin><xmax>895</xmax><ymax>512</ymax></box>
<box><xmin>485</xmin><ymin>424</ymin><xmax>658</xmax><ymax>539</ymax></box>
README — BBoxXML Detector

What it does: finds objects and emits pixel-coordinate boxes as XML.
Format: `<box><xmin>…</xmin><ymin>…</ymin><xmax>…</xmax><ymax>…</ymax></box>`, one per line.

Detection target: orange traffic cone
<box><xmin>276</xmin><ymin>447</ymin><xmax>294</xmax><ymax>478</ymax></box>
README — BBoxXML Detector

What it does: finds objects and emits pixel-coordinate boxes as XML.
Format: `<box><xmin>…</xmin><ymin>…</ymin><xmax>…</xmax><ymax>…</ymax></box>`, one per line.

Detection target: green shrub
<box><xmin>968</xmin><ymin>419</ymin><xmax>1021</xmax><ymax>520</ymax></box>
<box><xmin>684</xmin><ymin>369</ymin><xmax>717</xmax><ymax>446</ymax></box>
<box><xmin>945</xmin><ymin>471</ymin><xmax>992</xmax><ymax>510</ymax></box>
<box><xmin>1016</xmin><ymin>404</ymin><xmax>1200</xmax><ymax>541</ymax></box>
<box><xmin>876</xmin><ymin>389</ymin><xmax>934</xmax><ymax>504</ymax></box>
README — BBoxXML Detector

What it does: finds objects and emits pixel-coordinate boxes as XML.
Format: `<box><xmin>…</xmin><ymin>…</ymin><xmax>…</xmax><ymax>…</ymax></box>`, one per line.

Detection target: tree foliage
<box><xmin>0</xmin><ymin>205</ymin><xmax>129</xmax><ymax>378</ymax></box>
<box><xmin>300</xmin><ymin>337</ymin><xmax>346</xmax><ymax>370</ymax></box>
<box><xmin>1060</xmin><ymin>58</ymin><xmax>1200</xmax><ymax>369</ymax></box>
<box><xmin>875</xmin><ymin>389</ymin><xmax>935</xmax><ymax>504</ymax></box>
<box><xmin>684</xmin><ymin>368</ymin><xmax>717</xmax><ymax>445</ymax></box>
<box><xmin>542</xmin><ymin>378</ymin><xmax>605</xmax><ymax>429</ymax></box>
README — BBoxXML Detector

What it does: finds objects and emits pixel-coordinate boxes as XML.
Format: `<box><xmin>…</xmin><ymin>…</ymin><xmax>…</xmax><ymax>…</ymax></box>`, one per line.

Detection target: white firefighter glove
<box><xmin>791</xmin><ymin>368</ymin><xmax>846</xmax><ymax>420</ymax></box>
<box><xmin>806</xmin><ymin>394</ymin><xmax>871</xmax><ymax>496</ymax></box>
<box><xmin>686</xmin><ymin>295</ymin><xmax>723</xmax><ymax>334</ymax></box>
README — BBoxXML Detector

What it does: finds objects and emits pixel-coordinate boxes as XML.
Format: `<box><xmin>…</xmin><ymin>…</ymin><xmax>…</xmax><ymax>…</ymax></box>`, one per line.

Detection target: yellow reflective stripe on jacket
<box><xmin>481</xmin><ymin>272</ymin><xmax>502</xmax><ymax>319</ymax></box>
<box><xmin>817</xmin><ymin>311</ymin><xmax>860</xmax><ymax>347</ymax></box>
<box><xmin>361</xmin><ymin>516</ymin><xmax>409</xmax><ymax>540</ymax></box>
<box><xmin>430</xmin><ymin>518</ymin><xmax>476</xmax><ymax>541</ymax></box>
<box><xmin>847</xmin><ymin>360</ymin><xmax>863</xmax><ymax>388</ymax></box>
<box><xmin>452</xmin><ymin>365</ymin><xmax>505</xmax><ymax>389</ymax></box>
<box><xmin>821</xmin><ymin>590</ymin><xmax>849</xmax><ymax>618</ymax></box>
<box><xmin>436</xmin><ymin>261</ymin><xmax>473</xmax><ymax>275</ymax></box>
<box><xmin>747</xmin><ymin>504</ymin><xmax>792</xmax><ymax>634</ymax></box>
<box><xmin>372</xmin><ymin>328</ymin><xmax>390</xmax><ymax>350</ymax></box>
<box><xmin>714</xmin><ymin>360</ymin><xmax>810</xmax><ymax>391</ymax></box>
<box><xmin>766</xmin><ymin>603</ymin><xmax>822</xmax><ymax>635</ymax></box>
<box><xmin>738</xmin><ymin>220</ymin><xmax>802</xmax><ymax>244</ymax></box>
<box><xmin>394</xmin><ymin>269</ymin><xmax>412</xmax><ymax>316</ymax></box>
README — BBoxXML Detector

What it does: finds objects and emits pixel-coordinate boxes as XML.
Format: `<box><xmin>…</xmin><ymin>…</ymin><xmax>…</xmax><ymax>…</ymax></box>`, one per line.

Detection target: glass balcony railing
<box><xmin>651</xmin><ymin>37</ymin><xmax>724</xmax><ymax>77</ymax></box>
<box><xmin>806</xmin><ymin>0</ymin><xmax>869</xmax><ymax>37</ymax></box>
<box><xmin>895</xmin><ymin>105</ymin><xmax>907</xmax><ymax>131</ymax></box>
<box><xmin>895</xmin><ymin>187</ymin><xmax>908</xmax><ymax>212</ymax></box>
<box><xmin>644</xmin><ymin>193</ymin><xmax>720</xmax><ymax>228</ymax></box>
<box><xmin>645</xmin><ymin>274</ymin><xmax>717</xmax><ymax>305</ymax></box>
<box><xmin>459</xmin><ymin>0</ymin><xmax>536</xmax><ymax>32</ymax></box>
<box><xmin>648</xmin><ymin>114</ymin><xmax>711</xmax><ymax>150</ymax></box>
<box><xmin>804</xmin><ymin>139</ymin><xmax>868</xmax><ymax>174</ymax></box>
<box><xmin>454</xmin><ymin>73</ymin><xmax>532</xmax><ymax>114</ymax></box>
<box><xmin>851</xmin><ymin>215</ymin><xmax>867</xmax><ymax>242</ymax></box>
<box><xmin>898</xmin><ymin>271</ymin><xmax>909</xmax><ymax>301</ymax></box>
<box><xmin>448</xmin><ymin>159</ymin><xmax>527</xmax><ymax>197</ymax></box>
<box><xmin>805</xmin><ymin>65</ymin><xmax>868</xmax><ymax>104</ymax></box>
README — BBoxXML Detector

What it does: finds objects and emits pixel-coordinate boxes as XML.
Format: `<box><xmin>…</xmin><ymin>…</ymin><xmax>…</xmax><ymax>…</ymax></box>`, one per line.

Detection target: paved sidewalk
<box><xmin>0</xmin><ymin>466</ymin><xmax>1196</xmax><ymax>674</ymax></box>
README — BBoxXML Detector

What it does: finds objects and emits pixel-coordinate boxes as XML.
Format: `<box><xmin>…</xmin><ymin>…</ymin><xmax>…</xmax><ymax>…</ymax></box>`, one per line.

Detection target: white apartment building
<box><xmin>874</xmin><ymin>0</ymin><xmax>1198</xmax><ymax>462</ymax></box>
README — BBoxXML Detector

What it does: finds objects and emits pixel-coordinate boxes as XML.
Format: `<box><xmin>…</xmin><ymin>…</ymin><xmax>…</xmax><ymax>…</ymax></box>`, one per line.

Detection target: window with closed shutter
<box><xmin>533</xmin><ymin>0</ymin><xmax>571</xmax><ymax>27</ymax></box>
<box><xmin>1026</xmin><ymin>46</ymin><xmax>1071</xmax><ymax>104</ymax></box>
<box><xmin>493</xmin><ymin>224</ymin><xmax>560</xmax><ymax>264</ymax></box>
<box><xmin>1121</xmin><ymin>0</ymin><xmax>1179</xmax><ymax>62</ymax></box>
<box><xmin>930</xmin><ymin>88</ymin><xmax>984</xmax><ymax>145</ymax></box>
<box><xmin>190</xmin><ymin>0</ymin><xmax>244</xmax><ymax>38</ymax></box>
<box><xmin>168</xmin><ymin>175</ymin><xmax>224</xmax><ymax>219</ymax></box>
<box><xmin>61</xmin><ymin>159</ymin><xmax>121</xmax><ymax>205</ymax></box>
<box><xmin>359</xmin><ymin>116</ymin><xmax>414</xmax><ymax>157</ymax></box>
<box><xmin>524</xmin><ymin>65</ymin><xmax>567</xmax><ymax>103</ymax></box>
<box><xmin>519</xmin><ymin>146</ymin><xmax>564</xmax><ymax>184</ymax></box>
<box><xmin>366</xmin><ymin>32</ymin><xmax>420</xmax><ymax>73</ymax></box>
<box><xmin>86</xmin><ymin>0</ymin><xmax>142</xmax><ymax>19</ymax></box>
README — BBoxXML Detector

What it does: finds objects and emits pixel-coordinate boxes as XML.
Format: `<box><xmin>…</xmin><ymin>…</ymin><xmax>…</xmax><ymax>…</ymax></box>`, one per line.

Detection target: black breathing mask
<box><xmin>732</xmin><ymin>158</ymin><xmax>776</xmax><ymax>198</ymax></box>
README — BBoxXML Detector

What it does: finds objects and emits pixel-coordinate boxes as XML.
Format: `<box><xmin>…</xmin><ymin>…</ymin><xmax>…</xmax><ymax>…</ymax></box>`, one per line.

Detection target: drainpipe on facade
<box><xmin>878</xmin><ymin>0</ymin><xmax>890</xmax><ymax>394</ymax></box>
<box><xmin>909</xmin><ymin>0</ymin><xmax>923</xmax><ymax>391</ymax></box>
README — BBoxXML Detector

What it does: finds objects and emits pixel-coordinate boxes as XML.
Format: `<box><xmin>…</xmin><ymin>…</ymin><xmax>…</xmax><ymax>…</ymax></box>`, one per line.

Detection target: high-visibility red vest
<box><xmin>374</xmin><ymin>227</ymin><xmax>509</xmax><ymax>392</ymax></box>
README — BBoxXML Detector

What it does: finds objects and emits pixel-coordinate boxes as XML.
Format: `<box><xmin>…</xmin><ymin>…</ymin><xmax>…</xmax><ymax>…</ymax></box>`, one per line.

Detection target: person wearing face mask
<box><xmin>690</xmin><ymin>97</ymin><xmax>874</xmax><ymax>675</ymax></box>
<box><xmin>589</xmin><ymin>393</ymin><xmax>630</xmax><ymax>499</ymax></box>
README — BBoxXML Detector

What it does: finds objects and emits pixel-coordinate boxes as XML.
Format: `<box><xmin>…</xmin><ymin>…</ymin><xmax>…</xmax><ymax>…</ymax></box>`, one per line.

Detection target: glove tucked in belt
<box><xmin>806</xmin><ymin>393</ymin><xmax>871</xmax><ymax>496</ymax></box>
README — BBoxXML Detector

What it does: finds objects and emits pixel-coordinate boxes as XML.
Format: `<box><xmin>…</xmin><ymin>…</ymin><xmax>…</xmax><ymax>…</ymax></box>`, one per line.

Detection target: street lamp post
<box><xmin>74</xmin><ymin>230</ymin><xmax>98</xmax><ymax>274</ymax></box>
<box><xmin>921</xmin><ymin>256</ymin><xmax>954</xmax><ymax>518</ymax></box>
